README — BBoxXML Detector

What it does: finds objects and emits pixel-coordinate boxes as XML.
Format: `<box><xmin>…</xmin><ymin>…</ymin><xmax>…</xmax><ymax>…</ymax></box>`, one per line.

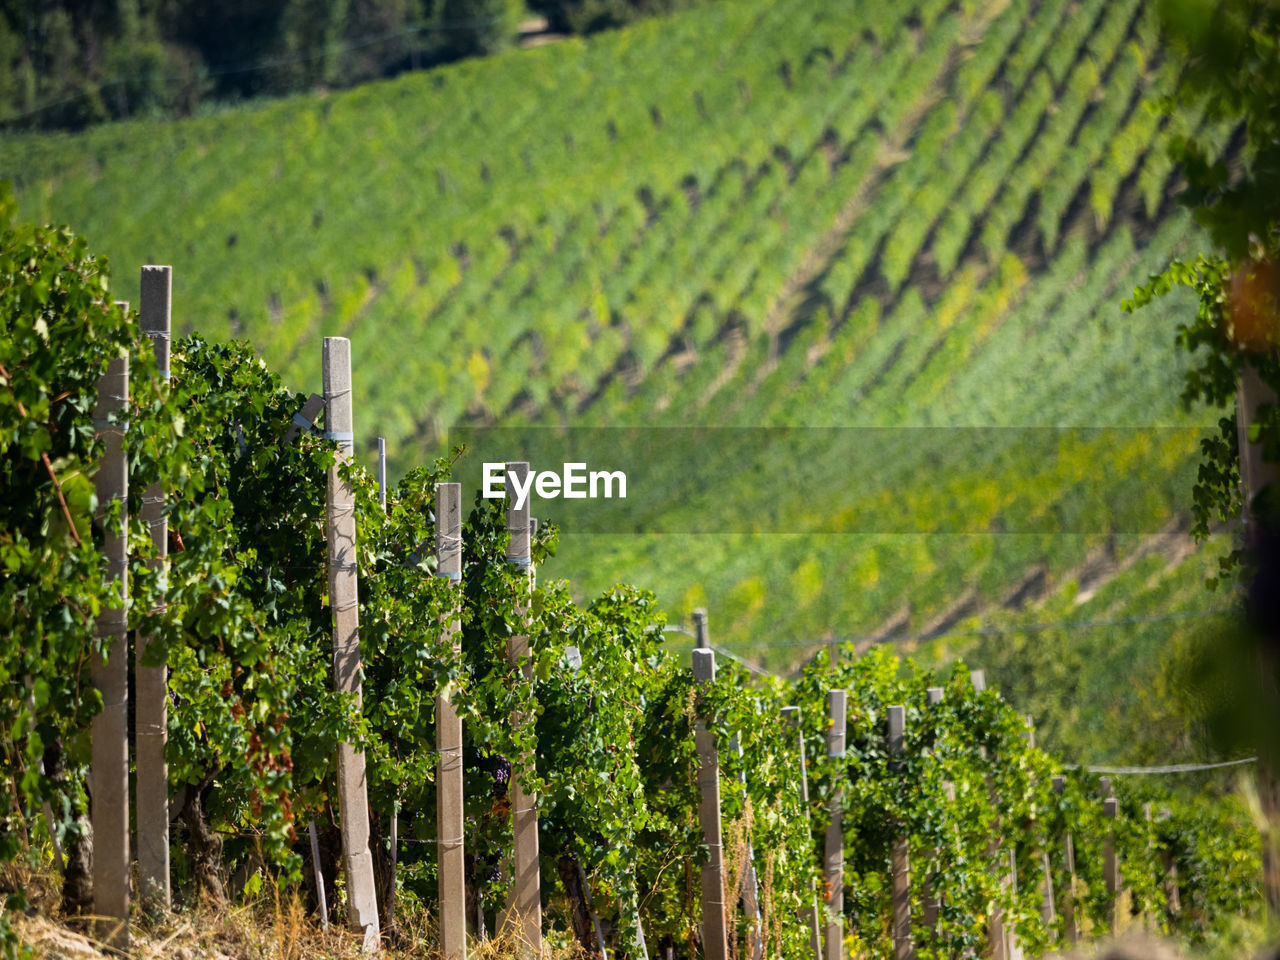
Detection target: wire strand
<box><xmin>1066</xmin><ymin>757</ymin><xmax>1257</xmax><ymax>775</ymax></box>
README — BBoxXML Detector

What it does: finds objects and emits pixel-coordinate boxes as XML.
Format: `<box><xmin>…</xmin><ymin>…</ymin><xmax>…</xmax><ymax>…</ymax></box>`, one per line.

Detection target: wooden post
<box><xmin>377</xmin><ymin>437</ymin><xmax>387</xmax><ymax>508</ymax></box>
<box><xmin>308</xmin><ymin>818</ymin><xmax>330</xmax><ymax>931</ymax></box>
<box><xmin>693</xmin><ymin>647</ymin><xmax>729</xmax><ymax>960</ymax></box>
<box><xmin>323</xmin><ymin>336</ymin><xmax>380</xmax><ymax>950</ymax></box>
<box><xmin>500</xmin><ymin>462</ymin><xmax>542</xmax><ymax>955</ymax></box>
<box><xmin>888</xmin><ymin>706</ymin><xmax>914</xmax><ymax>960</ymax></box>
<box><xmin>824</xmin><ymin>690</ymin><xmax>846</xmax><ymax>960</ymax></box>
<box><xmin>137</xmin><ymin>267</ymin><xmax>172</xmax><ymax>913</ymax></box>
<box><xmin>1052</xmin><ymin>776</ymin><xmax>1079</xmax><ymax>943</ymax></box>
<box><xmin>731</xmin><ymin>736</ymin><xmax>764</xmax><ymax>960</ymax></box>
<box><xmin>92</xmin><ymin>330</ymin><xmax>129</xmax><ymax>950</ymax></box>
<box><xmin>782</xmin><ymin>705</ymin><xmax>822</xmax><ymax>960</ymax></box>
<box><xmin>1104</xmin><ymin>796</ymin><xmax>1120</xmax><ymax>934</ymax></box>
<box><xmin>436</xmin><ymin>482</ymin><xmax>466</xmax><ymax>960</ymax></box>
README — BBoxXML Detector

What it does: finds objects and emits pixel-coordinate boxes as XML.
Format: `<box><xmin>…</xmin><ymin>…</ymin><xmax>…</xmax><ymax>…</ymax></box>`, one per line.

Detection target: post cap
<box><xmin>887</xmin><ymin>705</ymin><xmax>905</xmax><ymax>755</ymax></box>
<box><xmin>692</xmin><ymin>647</ymin><xmax>716</xmax><ymax>683</ymax></box>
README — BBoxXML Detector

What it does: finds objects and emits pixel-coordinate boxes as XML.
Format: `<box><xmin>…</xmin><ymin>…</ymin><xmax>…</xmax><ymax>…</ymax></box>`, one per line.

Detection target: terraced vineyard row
<box><xmin>5</xmin><ymin>0</ymin><xmax>1227</xmax><ymax>434</ymax></box>
<box><xmin>546</xmin><ymin>210</ymin><xmax>1216</xmax><ymax>660</ymax></box>
<box><xmin>964</xmin><ymin>532</ymin><xmax>1237</xmax><ymax>764</ymax></box>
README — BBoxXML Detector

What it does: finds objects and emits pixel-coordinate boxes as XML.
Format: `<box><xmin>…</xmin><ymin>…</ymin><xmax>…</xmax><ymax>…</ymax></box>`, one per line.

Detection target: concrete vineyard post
<box><xmin>781</xmin><ymin>705</ymin><xmax>822</xmax><ymax>960</ymax></box>
<box><xmin>1052</xmin><ymin>776</ymin><xmax>1079</xmax><ymax>943</ymax></box>
<box><xmin>824</xmin><ymin>690</ymin><xmax>846</xmax><ymax>960</ymax></box>
<box><xmin>436</xmin><ymin>482</ymin><xmax>466</xmax><ymax>960</ymax></box>
<box><xmin>692</xmin><ymin>608</ymin><xmax>709</xmax><ymax>647</ymax></box>
<box><xmin>92</xmin><ymin>330</ymin><xmax>129</xmax><ymax>950</ymax></box>
<box><xmin>138</xmin><ymin>267</ymin><xmax>172</xmax><ymax>912</ymax></box>
<box><xmin>322</xmin><ymin>337</ymin><xmax>380</xmax><ymax>950</ymax></box>
<box><xmin>500</xmin><ymin>462</ymin><xmax>542</xmax><ymax>955</ymax></box>
<box><xmin>888</xmin><ymin>705</ymin><xmax>913</xmax><ymax>960</ymax></box>
<box><xmin>1104</xmin><ymin>796</ymin><xmax>1120</xmax><ymax>934</ymax></box>
<box><xmin>377</xmin><ymin>437</ymin><xmax>387</xmax><ymax>508</ymax></box>
<box><xmin>692</xmin><ymin>647</ymin><xmax>729</xmax><ymax>960</ymax></box>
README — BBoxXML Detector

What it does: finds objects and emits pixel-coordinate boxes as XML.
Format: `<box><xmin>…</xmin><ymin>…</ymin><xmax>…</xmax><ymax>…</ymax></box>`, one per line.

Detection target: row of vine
<box><xmin>0</xmin><ymin>201</ymin><xmax>1261</xmax><ymax>958</ymax></box>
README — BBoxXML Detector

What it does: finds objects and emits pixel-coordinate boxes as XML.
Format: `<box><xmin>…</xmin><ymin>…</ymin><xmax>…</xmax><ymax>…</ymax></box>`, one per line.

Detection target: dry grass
<box><xmin>7</xmin><ymin>860</ymin><xmax>582</xmax><ymax>960</ymax></box>
<box><xmin>1046</xmin><ymin>934</ymin><xmax>1184</xmax><ymax>960</ymax></box>
<box><xmin>1047</xmin><ymin>926</ymin><xmax>1280</xmax><ymax>960</ymax></box>
<box><xmin>16</xmin><ymin>900</ymin><xmax>585</xmax><ymax>960</ymax></box>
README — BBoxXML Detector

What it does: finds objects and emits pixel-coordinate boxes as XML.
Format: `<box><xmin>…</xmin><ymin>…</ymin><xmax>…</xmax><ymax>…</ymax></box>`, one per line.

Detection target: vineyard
<box><xmin>0</xmin><ymin>0</ymin><xmax>1244</xmax><ymax>669</ymax></box>
<box><xmin>1</xmin><ymin>0</ymin><xmax>1272</xmax><ymax>955</ymax></box>
<box><xmin>0</xmin><ymin>222</ymin><xmax>1264</xmax><ymax>956</ymax></box>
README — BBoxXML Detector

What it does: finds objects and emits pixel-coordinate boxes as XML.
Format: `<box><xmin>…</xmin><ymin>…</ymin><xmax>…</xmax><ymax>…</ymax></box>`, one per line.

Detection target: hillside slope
<box><xmin>0</xmin><ymin>0</ymin><xmax>1237</xmax><ymax>664</ymax></box>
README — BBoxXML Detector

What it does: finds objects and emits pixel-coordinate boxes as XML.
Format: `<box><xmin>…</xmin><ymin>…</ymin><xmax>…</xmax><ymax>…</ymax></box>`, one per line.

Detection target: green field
<box><xmin>0</xmin><ymin>0</ymin><xmax>1239</xmax><ymax>694</ymax></box>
